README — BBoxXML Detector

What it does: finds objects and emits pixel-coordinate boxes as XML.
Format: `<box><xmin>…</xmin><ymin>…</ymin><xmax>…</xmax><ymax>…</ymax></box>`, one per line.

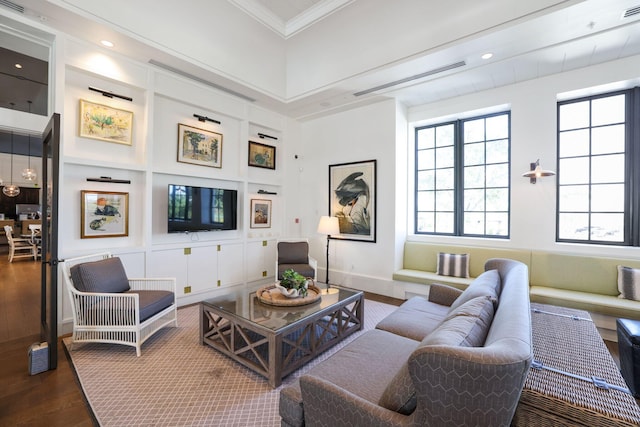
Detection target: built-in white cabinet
<box><xmin>217</xmin><ymin>242</ymin><xmax>245</xmax><ymax>286</ymax></box>
<box><xmin>246</xmin><ymin>239</ymin><xmax>277</xmax><ymax>283</ymax></box>
<box><xmin>149</xmin><ymin>242</ymin><xmax>244</xmax><ymax>298</ymax></box>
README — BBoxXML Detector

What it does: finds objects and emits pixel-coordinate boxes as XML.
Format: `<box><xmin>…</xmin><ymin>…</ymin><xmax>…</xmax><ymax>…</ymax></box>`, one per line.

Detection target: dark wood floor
<box><xmin>0</xmin><ymin>256</ymin><xmax>622</xmax><ymax>426</ymax></box>
<box><xmin>0</xmin><ymin>256</ymin><xmax>95</xmax><ymax>427</ymax></box>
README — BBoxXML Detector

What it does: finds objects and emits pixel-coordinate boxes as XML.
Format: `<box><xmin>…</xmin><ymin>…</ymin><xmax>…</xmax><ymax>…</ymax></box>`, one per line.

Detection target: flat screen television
<box><xmin>168</xmin><ymin>184</ymin><xmax>237</xmax><ymax>233</ymax></box>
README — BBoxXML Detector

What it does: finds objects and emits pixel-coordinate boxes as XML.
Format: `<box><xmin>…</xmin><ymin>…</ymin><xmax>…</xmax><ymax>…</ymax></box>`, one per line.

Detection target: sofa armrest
<box><xmin>299</xmin><ymin>374</ymin><xmax>412</xmax><ymax>427</ymax></box>
<box><xmin>428</xmin><ymin>283</ymin><xmax>462</xmax><ymax>307</ymax></box>
<box><xmin>409</xmin><ymin>341</ymin><xmax>531</xmax><ymax>426</ymax></box>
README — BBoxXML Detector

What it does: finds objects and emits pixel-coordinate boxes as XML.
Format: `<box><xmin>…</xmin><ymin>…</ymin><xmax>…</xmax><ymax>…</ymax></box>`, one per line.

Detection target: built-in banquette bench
<box><xmin>393</xmin><ymin>241</ymin><xmax>640</xmax><ymax>340</ymax></box>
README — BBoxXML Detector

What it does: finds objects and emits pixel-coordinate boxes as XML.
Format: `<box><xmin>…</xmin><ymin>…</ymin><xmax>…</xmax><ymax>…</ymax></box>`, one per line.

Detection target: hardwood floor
<box><xmin>0</xmin><ymin>257</ymin><xmax>623</xmax><ymax>426</ymax></box>
<box><xmin>0</xmin><ymin>256</ymin><xmax>95</xmax><ymax>426</ymax></box>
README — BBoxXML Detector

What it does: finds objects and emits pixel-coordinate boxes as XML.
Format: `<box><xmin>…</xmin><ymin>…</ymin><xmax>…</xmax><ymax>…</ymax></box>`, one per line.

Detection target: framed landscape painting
<box><xmin>81</xmin><ymin>190</ymin><xmax>129</xmax><ymax>238</ymax></box>
<box><xmin>328</xmin><ymin>159</ymin><xmax>377</xmax><ymax>242</ymax></box>
<box><xmin>250</xmin><ymin>199</ymin><xmax>272</xmax><ymax>228</ymax></box>
<box><xmin>178</xmin><ymin>123</ymin><xmax>223</xmax><ymax>168</ymax></box>
<box><xmin>79</xmin><ymin>99</ymin><xmax>133</xmax><ymax>145</ymax></box>
<box><xmin>248</xmin><ymin>141</ymin><xmax>276</xmax><ymax>170</ymax></box>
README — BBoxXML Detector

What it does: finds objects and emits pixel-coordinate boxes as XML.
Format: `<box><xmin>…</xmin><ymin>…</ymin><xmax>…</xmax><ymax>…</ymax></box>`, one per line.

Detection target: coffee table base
<box><xmin>200</xmin><ymin>293</ymin><xmax>363</xmax><ymax>387</ymax></box>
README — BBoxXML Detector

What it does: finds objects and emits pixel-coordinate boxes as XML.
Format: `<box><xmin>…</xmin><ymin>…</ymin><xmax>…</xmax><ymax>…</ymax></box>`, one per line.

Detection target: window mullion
<box><xmin>455</xmin><ymin>120</ymin><xmax>464</xmax><ymax>235</ymax></box>
<box><xmin>630</xmin><ymin>87</ymin><xmax>640</xmax><ymax>245</ymax></box>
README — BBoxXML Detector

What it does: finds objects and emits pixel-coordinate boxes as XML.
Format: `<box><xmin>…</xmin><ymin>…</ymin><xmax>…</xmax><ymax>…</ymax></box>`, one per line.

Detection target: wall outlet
<box><xmin>184</xmin><ymin>286</ymin><xmax>191</xmax><ymax>294</ymax></box>
<box><xmin>217</xmin><ymin>280</ymin><xmax>221</xmax><ymax>287</ymax></box>
<box><xmin>262</xmin><ymin>271</ymin><xmax>267</xmax><ymax>277</ymax></box>
<box><xmin>184</xmin><ymin>248</ymin><xmax>191</xmax><ymax>255</ymax></box>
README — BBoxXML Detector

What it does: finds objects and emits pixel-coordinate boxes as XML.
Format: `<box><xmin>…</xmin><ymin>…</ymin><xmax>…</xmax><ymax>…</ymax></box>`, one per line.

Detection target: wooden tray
<box><xmin>256</xmin><ymin>284</ymin><xmax>322</xmax><ymax>307</ymax></box>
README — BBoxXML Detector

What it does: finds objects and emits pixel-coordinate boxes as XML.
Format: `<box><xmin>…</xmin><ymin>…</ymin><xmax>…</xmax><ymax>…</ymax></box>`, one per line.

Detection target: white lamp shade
<box><xmin>317</xmin><ymin>216</ymin><xmax>339</xmax><ymax>236</ymax></box>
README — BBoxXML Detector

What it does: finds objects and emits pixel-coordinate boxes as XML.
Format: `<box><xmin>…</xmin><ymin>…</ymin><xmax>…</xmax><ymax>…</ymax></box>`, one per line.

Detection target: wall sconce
<box><xmin>258</xmin><ymin>133</ymin><xmax>278</xmax><ymax>141</ymax></box>
<box><xmin>88</xmin><ymin>86</ymin><xmax>133</xmax><ymax>102</ymax></box>
<box><xmin>193</xmin><ymin>114</ymin><xmax>221</xmax><ymax>124</ymax></box>
<box><xmin>522</xmin><ymin>159</ymin><xmax>555</xmax><ymax>184</ymax></box>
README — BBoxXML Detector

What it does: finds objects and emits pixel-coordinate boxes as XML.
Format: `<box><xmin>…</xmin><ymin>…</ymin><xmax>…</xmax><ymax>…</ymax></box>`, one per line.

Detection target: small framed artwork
<box><xmin>329</xmin><ymin>159</ymin><xmax>377</xmax><ymax>242</ymax></box>
<box><xmin>81</xmin><ymin>191</ymin><xmax>129</xmax><ymax>238</ymax></box>
<box><xmin>250</xmin><ymin>199</ymin><xmax>272</xmax><ymax>228</ymax></box>
<box><xmin>79</xmin><ymin>99</ymin><xmax>133</xmax><ymax>145</ymax></box>
<box><xmin>177</xmin><ymin>123</ymin><xmax>223</xmax><ymax>168</ymax></box>
<box><xmin>248</xmin><ymin>141</ymin><xmax>276</xmax><ymax>170</ymax></box>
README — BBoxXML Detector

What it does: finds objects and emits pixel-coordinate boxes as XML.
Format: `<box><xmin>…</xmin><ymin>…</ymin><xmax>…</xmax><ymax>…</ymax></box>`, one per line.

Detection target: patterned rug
<box><xmin>64</xmin><ymin>298</ymin><xmax>397</xmax><ymax>426</ymax></box>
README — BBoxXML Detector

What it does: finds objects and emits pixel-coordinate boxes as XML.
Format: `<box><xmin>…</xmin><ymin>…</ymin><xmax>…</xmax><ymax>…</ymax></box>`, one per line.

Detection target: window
<box><xmin>211</xmin><ymin>188</ymin><xmax>226</xmax><ymax>224</ymax></box>
<box><xmin>415</xmin><ymin>112</ymin><xmax>510</xmax><ymax>237</ymax></box>
<box><xmin>557</xmin><ymin>89</ymin><xmax>639</xmax><ymax>245</ymax></box>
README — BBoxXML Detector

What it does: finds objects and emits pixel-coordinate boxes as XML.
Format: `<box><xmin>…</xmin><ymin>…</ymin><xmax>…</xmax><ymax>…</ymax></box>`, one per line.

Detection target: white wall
<box><xmin>289</xmin><ymin>53</ymin><xmax>640</xmax><ymax>301</ymax></box>
<box><xmin>296</xmin><ymin>99</ymin><xmax>400</xmax><ymax>296</ymax></box>
<box><xmin>407</xmin><ymin>54</ymin><xmax>640</xmax><ymax>259</ymax></box>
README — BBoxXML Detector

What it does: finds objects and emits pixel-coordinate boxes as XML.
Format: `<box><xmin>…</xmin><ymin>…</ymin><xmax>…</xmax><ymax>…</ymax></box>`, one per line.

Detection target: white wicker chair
<box><xmin>4</xmin><ymin>225</ymin><xmax>37</xmax><ymax>262</ymax></box>
<box><xmin>61</xmin><ymin>252</ymin><xmax>178</xmax><ymax>356</ymax></box>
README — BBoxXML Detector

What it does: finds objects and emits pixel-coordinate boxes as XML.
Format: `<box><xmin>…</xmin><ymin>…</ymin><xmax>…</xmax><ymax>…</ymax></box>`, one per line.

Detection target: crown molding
<box><xmin>229</xmin><ymin>0</ymin><xmax>354</xmax><ymax>38</ymax></box>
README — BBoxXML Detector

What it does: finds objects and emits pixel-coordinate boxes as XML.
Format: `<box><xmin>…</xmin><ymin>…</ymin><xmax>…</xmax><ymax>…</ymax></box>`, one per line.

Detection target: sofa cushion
<box><xmin>618</xmin><ymin>265</ymin><xmax>640</xmax><ymax>301</ymax></box>
<box><xmin>423</xmin><ymin>295</ymin><xmax>495</xmax><ymax>347</ymax></box>
<box><xmin>436</xmin><ymin>252</ymin><xmax>470</xmax><ymax>278</ymax></box>
<box><xmin>70</xmin><ymin>257</ymin><xmax>130</xmax><ymax>293</ymax></box>
<box><xmin>375</xmin><ymin>296</ymin><xmax>450</xmax><ymax>341</ymax></box>
<box><xmin>449</xmin><ymin>269</ymin><xmax>500</xmax><ymax>311</ymax></box>
<box><xmin>304</xmin><ymin>329</ymin><xmax>419</xmax><ymax>408</ymax></box>
<box><xmin>127</xmin><ymin>290</ymin><xmax>174</xmax><ymax>322</ymax></box>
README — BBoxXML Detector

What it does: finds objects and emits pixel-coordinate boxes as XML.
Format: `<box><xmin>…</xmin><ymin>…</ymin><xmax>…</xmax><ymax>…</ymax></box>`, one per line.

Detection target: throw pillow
<box><xmin>423</xmin><ymin>295</ymin><xmax>495</xmax><ymax>347</ymax></box>
<box><xmin>436</xmin><ymin>252</ymin><xmax>470</xmax><ymax>278</ymax></box>
<box><xmin>618</xmin><ymin>265</ymin><xmax>640</xmax><ymax>301</ymax></box>
<box><xmin>70</xmin><ymin>257</ymin><xmax>130</xmax><ymax>293</ymax></box>
<box><xmin>448</xmin><ymin>269</ymin><xmax>500</xmax><ymax>311</ymax></box>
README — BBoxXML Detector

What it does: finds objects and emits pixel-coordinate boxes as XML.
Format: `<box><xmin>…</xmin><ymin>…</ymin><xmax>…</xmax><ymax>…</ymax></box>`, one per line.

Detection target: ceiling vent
<box><xmin>0</xmin><ymin>0</ymin><xmax>24</xmax><ymax>13</ymax></box>
<box><xmin>354</xmin><ymin>61</ymin><xmax>466</xmax><ymax>97</ymax></box>
<box><xmin>623</xmin><ymin>5</ymin><xmax>640</xmax><ymax>18</ymax></box>
<box><xmin>148</xmin><ymin>59</ymin><xmax>256</xmax><ymax>102</ymax></box>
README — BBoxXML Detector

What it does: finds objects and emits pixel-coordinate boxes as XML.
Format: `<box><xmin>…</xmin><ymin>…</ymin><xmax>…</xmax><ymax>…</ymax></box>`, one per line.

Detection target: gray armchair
<box><xmin>276</xmin><ymin>239</ymin><xmax>318</xmax><ymax>281</ymax></box>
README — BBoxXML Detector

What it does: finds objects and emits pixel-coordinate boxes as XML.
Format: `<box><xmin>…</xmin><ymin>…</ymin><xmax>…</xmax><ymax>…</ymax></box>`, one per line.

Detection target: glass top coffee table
<box><xmin>200</xmin><ymin>285</ymin><xmax>364</xmax><ymax>387</ymax></box>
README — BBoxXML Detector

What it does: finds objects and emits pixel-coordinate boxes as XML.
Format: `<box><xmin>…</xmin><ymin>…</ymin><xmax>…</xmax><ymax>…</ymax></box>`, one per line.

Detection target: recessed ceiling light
<box><xmin>14</xmin><ymin>63</ymin><xmax>22</xmax><ymax>69</ymax></box>
<box><xmin>481</xmin><ymin>53</ymin><xmax>493</xmax><ymax>60</ymax></box>
<box><xmin>101</xmin><ymin>40</ymin><xmax>114</xmax><ymax>48</ymax></box>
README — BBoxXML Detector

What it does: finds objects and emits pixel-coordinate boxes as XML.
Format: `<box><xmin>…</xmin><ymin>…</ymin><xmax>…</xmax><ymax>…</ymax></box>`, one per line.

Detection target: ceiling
<box><xmin>228</xmin><ymin>0</ymin><xmax>353</xmax><ymax>37</ymax></box>
<box><xmin>2</xmin><ymin>0</ymin><xmax>640</xmax><ymax>121</ymax></box>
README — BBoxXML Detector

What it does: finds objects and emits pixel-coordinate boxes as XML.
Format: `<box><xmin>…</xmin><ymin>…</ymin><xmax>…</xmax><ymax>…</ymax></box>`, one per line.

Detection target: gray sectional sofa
<box><xmin>279</xmin><ymin>258</ymin><xmax>533</xmax><ymax>426</ymax></box>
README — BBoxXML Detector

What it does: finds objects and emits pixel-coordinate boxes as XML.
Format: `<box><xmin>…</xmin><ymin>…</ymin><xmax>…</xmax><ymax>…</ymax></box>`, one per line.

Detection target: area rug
<box><xmin>64</xmin><ymin>299</ymin><xmax>397</xmax><ymax>426</ymax></box>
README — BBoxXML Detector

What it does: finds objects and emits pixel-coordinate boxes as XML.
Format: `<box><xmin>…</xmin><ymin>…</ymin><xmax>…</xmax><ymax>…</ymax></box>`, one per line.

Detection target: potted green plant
<box><xmin>276</xmin><ymin>269</ymin><xmax>309</xmax><ymax>298</ymax></box>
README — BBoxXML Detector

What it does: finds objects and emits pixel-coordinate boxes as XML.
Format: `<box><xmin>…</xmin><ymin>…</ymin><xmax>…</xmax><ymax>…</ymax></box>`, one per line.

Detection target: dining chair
<box><xmin>3</xmin><ymin>225</ymin><xmax>38</xmax><ymax>262</ymax></box>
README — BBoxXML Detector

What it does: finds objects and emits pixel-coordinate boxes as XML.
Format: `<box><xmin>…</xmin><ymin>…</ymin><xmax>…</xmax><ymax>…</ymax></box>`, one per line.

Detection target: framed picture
<box><xmin>81</xmin><ymin>191</ymin><xmax>129</xmax><ymax>238</ymax></box>
<box><xmin>177</xmin><ymin>123</ymin><xmax>223</xmax><ymax>168</ymax></box>
<box><xmin>248</xmin><ymin>141</ymin><xmax>276</xmax><ymax>170</ymax></box>
<box><xmin>79</xmin><ymin>99</ymin><xmax>133</xmax><ymax>145</ymax></box>
<box><xmin>329</xmin><ymin>159</ymin><xmax>377</xmax><ymax>242</ymax></box>
<box><xmin>250</xmin><ymin>199</ymin><xmax>272</xmax><ymax>228</ymax></box>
